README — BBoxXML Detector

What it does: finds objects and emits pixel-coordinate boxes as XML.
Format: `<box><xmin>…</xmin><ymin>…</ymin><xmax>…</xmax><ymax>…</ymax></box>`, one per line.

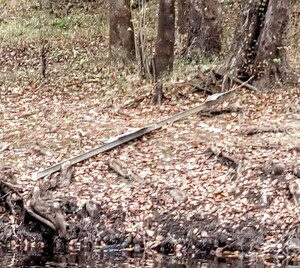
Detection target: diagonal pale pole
<box><xmin>34</xmin><ymin>89</ymin><xmax>236</xmax><ymax>179</ymax></box>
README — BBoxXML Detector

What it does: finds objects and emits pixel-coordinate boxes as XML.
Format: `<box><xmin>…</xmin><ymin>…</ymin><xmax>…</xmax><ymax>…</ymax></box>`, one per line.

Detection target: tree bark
<box><xmin>218</xmin><ymin>0</ymin><xmax>299</xmax><ymax>88</ymax></box>
<box><xmin>177</xmin><ymin>0</ymin><xmax>188</xmax><ymax>34</ymax></box>
<box><xmin>109</xmin><ymin>0</ymin><xmax>135</xmax><ymax>59</ymax></box>
<box><xmin>181</xmin><ymin>0</ymin><xmax>223</xmax><ymax>59</ymax></box>
<box><xmin>153</xmin><ymin>0</ymin><xmax>175</xmax><ymax>79</ymax></box>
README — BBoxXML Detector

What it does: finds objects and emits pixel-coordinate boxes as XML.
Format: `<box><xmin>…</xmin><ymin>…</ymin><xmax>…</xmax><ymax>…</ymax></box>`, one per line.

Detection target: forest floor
<box><xmin>1</xmin><ymin>0</ymin><xmax>300</xmax><ymax>262</ymax></box>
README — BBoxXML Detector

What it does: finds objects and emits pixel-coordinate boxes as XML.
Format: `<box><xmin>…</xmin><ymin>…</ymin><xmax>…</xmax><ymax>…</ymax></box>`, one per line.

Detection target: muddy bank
<box><xmin>1</xmin><ymin>157</ymin><xmax>300</xmax><ymax>261</ymax></box>
<box><xmin>1</xmin><ymin>87</ymin><xmax>300</xmax><ymax>261</ymax></box>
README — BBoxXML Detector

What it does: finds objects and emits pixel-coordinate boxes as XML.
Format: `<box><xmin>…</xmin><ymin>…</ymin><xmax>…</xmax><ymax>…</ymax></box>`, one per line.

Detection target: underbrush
<box><xmin>0</xmin><ymin>0</ymin><xmax>299</xmax><ymax>102</ymax></box>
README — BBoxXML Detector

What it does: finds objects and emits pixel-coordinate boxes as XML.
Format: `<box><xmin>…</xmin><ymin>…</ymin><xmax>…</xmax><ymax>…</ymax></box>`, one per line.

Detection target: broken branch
<box><xmin>242</xmin><ymin>125</ymin><xmax>286</xmax><ymax>136</ymax></box>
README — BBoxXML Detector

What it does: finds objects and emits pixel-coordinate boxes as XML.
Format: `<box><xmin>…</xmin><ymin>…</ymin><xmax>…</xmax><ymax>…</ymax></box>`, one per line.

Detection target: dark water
<box><xmin>0</xmin><ymin>250</ymin><xmax>265</xmax><ymax>268</ymax></box>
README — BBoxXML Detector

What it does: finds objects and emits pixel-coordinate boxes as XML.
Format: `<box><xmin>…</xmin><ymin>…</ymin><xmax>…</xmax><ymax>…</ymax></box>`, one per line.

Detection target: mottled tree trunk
<box><xmin>177</xmin><ymin>0</ymin><xmax>188</xmax><ymax>34</ymax></box>
<box><xmin>218</xmin><ymin>0</ymin><xmax>298</xmax><ymax>88</ymax></box>
<box><xmin>183</xmin><ymin>0</ymin><xmax>223</xmax><ymax>59</ymax></box>
<box><xmin>109</xmin><ymin>0</ymin><xmax>135</xmax><ymax>59</ymax></box>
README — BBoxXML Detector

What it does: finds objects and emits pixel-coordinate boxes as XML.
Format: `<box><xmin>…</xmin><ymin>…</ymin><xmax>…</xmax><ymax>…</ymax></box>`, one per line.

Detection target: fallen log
<box><xmin>34</xmin><ymin>88</ymin><xmax>237</xmax><ymax>179</ymax></box>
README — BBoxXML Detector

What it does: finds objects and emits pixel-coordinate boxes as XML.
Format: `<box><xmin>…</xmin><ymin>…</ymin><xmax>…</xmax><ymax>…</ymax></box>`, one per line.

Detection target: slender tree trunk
<box><xmin>218</xmin><ymin>0</ymin><xmax>298</xmax><ymax>88</ymax></box>
<box><xmin>109</xmin><ymin>0</ymin><xmax>135</xmax><ymax>59</ymax></box>
<box><xmin>180</xmin><ymin>0</ymin><xmax>222</xmax><ymax>59</ymax></box>
<box><xmin>153</xmin><ymin>0</ymin><xmax>175</xmax><ymax>79</ymax></box>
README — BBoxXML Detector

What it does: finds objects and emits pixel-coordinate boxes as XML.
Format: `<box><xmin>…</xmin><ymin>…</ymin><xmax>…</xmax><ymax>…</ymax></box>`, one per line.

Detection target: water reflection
<box><xmin>0</xmin><ymin>249</ymin><xmax>264</xmax><ymax>268</ymax></box>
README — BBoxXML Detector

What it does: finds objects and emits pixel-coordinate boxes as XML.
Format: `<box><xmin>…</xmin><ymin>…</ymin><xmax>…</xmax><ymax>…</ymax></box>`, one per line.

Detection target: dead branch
<box><xmin>242</xmin><ymin>125</ymin><xmax>286</xmax><ymax>136</ymax></box>
<box><xmin>190</xmin><ymin>85</ymin><xmax>214</xmax><ymax>95</ymax></box>
<box><xmin>23</xmin><ymin>163</ymin><xmax>74</xmax><ymax>237</ymax></box>
<box><xmin>0</xmin><ymin>179</ymin><xmax>23</xmax><ymax>192</ymax></box>
<box><xmin>186</xmin><ymin>79</ymin><xmax>215</xmax><ymax>95</ymax></box>
<box><xmin>0</xmin><ymin>167</ymin><xmax>23</xmax><ymax>194</ymax></box>
<box><xmin>201</xmin><ymin>106</ymin><xmax>242</xmax><ymax>117</ymax></box>
<box><xmin>35</xmin><ymin>88</ymin><xmax>237</xmax><ymax>179</ymax></box>
<box><xmin>229</xmin><ymin>75</ymin><xmax>258</xmax><ymax>92</ymax></box>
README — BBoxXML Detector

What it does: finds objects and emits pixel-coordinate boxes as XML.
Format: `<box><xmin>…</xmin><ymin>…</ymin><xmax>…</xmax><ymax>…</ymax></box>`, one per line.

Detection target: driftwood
<box><xmin>24</xmin><ymin>184</ymin><xmax>68</xmax><ymax>238</ymax></box>
<box><xmin>24</xmin><ymin>163</ymin><xmax>74</xmax><ymax>238</ymax></box>
<box><xmin>242</xmin><ymin>125</ymin><xmax>286</xmax><ymax>136</ymax></box>
<box><xmin>109</xmin><ymin>158</ymin><xmax>142</xmax><ymax>182</ymax></box>
<box><xmin>35</xmin><ymin>88</ymin><xmax>237</xmax><ymax>179</ymax></box>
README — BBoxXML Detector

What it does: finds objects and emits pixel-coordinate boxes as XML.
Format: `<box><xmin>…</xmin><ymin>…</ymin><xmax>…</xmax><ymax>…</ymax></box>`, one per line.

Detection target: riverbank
<box><xmin>1</xmin><ymin>85</ymin><xmax>300</xmax><ymax>261</ymax></box>
<box><xmin>1</xmin><ymin>0</ymin><xmax>300</xmax><ymax>261</ymax></box>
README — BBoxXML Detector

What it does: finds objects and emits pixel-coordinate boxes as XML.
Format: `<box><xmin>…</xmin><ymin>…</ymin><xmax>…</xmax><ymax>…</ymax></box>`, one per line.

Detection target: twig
<box><xmin>230</xmin><ymin>75</ymin><xmax>258</xmax><ymax>91</ymax></box>
<box><xmin>189</xmin><ymin>84</ymin><xmax>214</xmax><ymax>95</ymax></box>
<box><xmin>0</xmin><ymin>180</ymin><xmax>23</xmax><ymax>196</ymax></box>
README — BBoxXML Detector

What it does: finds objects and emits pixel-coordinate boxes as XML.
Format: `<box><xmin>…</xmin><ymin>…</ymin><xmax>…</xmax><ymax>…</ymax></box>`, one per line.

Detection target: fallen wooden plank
<box><xmin>34</xmin><ymin>89</ymin><xmax>236</xmax><ymax>179</ymax></box>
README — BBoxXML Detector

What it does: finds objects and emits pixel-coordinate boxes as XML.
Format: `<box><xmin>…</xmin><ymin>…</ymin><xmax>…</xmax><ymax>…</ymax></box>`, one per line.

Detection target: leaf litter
<box><xmin>1</xmin><ymin>38</ymin><xmax>300</xmax><ymax>260</ymax></box>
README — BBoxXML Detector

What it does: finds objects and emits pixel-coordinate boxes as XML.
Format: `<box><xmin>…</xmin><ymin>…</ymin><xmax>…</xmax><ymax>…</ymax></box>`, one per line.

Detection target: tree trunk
<box><xmin>177</xmin><ymin>0</ymin><xmax>188</xmax><ymax>34</ymax></box>
<box><xmin>153</xmin><ymin>0</ymin><xmax>175</xmax><ymax>79</ymax></box>
<box><xmin>218</xmin><ymin>0</ymin><xmax>298</xmax><ymax>88</ymax></box>
<box><xmin>109</xmin><ymin>0</ymin><xmax>135</xmax><ymax>59</ymax></box>
<box><xmin>182</xmin><ymin>0</ymin><xmax>223</xmax><ymax>59</ymax></box>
